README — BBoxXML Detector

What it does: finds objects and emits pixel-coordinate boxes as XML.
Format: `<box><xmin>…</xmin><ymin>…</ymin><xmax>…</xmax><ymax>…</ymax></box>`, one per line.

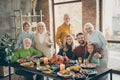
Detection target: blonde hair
<box><xmin>63</xmin><ymin>34</ymin><xmax>75</xmax><ymax>51</ymax></box>
<box><xmin>36</xmin><ymin>22</ymin><xmax>47</xmax><ymax>33</ymax></box>
<box><xmin>84</xmin><ymin>22</ymin><xmax>94</xmax><ymax>31</ymax></box>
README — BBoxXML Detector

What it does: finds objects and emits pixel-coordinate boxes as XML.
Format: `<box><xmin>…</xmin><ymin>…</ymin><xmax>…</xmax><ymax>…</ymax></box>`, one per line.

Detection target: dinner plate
<box><xmin>81</xmin><ymin>69</ymin><xmax>97</xmax><ymax>76</ymax></box>
<box><xmin>80</xmin><ymin>63</ymin><xmax>96</xmax><ymax>69</ymax></box>
<box><xmin>36</xmin><ymin>66</ymin><xmax>49</xmax><ymax>71</ymax></box>
<box><xmin>57</xmin><ymin>70</ymin><xmax>73</xmax><ymax>78</ymax></box>
<box><xmin>66</xmin><ymin>66</ymin><xmax>81</xmax><ymax>72</ymax></box>
<box><xmin>42</xmin><ymin>69</ymin><xmax>54</xmax><ymax>74</ymax></box>
<box><xmin>36</xmin><ymin>66</ymin><xmax>54</xmax><ymax>74</ymax></box>
<box><xmin>20</xmin><ymin>62</ymin><xmax>34</xmax><ymax>67</ymax></box>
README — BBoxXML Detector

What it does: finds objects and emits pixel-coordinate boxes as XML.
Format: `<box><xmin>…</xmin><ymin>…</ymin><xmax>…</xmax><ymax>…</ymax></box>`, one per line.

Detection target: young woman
<box><xmin>58</xmin><ymin>34</ymin><xmax>75</xmax><ymax>59</ymax></box>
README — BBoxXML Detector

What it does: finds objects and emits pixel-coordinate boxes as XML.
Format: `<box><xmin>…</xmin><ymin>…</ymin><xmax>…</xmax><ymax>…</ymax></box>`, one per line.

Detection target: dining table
<box><xmin>10</xmin><ymin>61</ymin><xmax>113</xmax><ymax>80</ymax></box>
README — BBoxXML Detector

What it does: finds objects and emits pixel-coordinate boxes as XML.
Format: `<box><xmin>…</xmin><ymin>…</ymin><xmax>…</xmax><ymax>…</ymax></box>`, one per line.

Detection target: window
<box><xmin>52</xmin><ymin>0</ymin><xmax>82</xmax><ymax>52</ymax></box>
<box><xmin>54</xmin><ymin>0</ymin><xmax>80</xmax><ymax>3</ymax></box>
<box><xmin>54</xmin><ymin>2</ymin><xmax>82</xmax><ymax>34</ymax></box>
<box><xmin>103</xmin><ymin>0</ymin><xmax>120</xmax><ymax>68</ymax></box>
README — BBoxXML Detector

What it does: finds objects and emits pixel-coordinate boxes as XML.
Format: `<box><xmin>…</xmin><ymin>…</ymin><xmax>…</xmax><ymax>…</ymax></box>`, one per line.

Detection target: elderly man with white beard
<box><xmin>11</xmin><ymin>38</ymin><xmax>43</xmax><ymax>80</ymax></box>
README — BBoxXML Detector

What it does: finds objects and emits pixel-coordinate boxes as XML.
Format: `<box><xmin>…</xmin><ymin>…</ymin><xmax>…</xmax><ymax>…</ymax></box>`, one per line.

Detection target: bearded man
<box><xmin>11</xmin><ymin>38</ymin><xmax>43</xmax><ymax>80</ymax></box>
<box><xmin>72</xmin><ymin>33</ymin><xmax>87</xmax><ymax>60</ymax></box>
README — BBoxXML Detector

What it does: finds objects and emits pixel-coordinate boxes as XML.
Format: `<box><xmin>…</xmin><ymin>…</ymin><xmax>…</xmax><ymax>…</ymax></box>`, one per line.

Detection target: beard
<box><xmin>65</xmin><ymin>19</ymin><xmax>70</xmax><ymax>25</ymax></box>
<box><xmin>79</xmin><ymin>40</ymin><xmax>85</xmax><ymax>44</ymax></box>
<box><xmin>23</xmin><ymin>45</ymin><xmax>30</xmax><ymax>50</ymax></box>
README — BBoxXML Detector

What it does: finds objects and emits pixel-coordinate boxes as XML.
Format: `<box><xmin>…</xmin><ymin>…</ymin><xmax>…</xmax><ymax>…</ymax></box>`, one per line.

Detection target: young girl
<box><xmin>86</xmin><ymin>43</ymin><xmax>102</xmax><ymax>66</ymax></box>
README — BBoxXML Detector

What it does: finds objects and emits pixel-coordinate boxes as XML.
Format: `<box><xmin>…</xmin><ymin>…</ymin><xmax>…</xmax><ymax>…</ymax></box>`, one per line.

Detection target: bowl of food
<box><xmin>66</xmin><ymin>66</ymin><xmax>81</xmax><ymax>72</ymax></box>
<box><xmin>74</xmin><ymin>73</ymin><xmax>86</xmax><ymax>80</ymax></box>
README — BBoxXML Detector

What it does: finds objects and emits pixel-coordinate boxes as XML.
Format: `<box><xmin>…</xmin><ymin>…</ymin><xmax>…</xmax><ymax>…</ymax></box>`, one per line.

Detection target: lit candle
<box><xmin>43</xmin><ymin>57</ymin><xmax>48</xmax><ymax>65</ymax></box>
<box><xmin>60</xmin><ymin>63</ymin><xmax>65</xmax><ymax>71</ymax></box>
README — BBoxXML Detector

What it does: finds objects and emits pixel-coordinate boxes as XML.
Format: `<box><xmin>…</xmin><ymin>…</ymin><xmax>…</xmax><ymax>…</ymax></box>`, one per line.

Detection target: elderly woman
<box><xmin>58</xmin><ymin>34</ymin><xmax>75</xmax><ymax>59</ymax></box>
<box><xmin>84</xmin><ymin>22</ymin><xmax>108</xmax><ymax>80</ymax></box>
<box><xmin>34</xmin><ymin>22</ymin><xmax>53</xmax><ymax>80</ymax></box>
<box><xmin>34</xmin><ymin>22</ymin><xmax>53</xmax><ymax>58</ymax></box>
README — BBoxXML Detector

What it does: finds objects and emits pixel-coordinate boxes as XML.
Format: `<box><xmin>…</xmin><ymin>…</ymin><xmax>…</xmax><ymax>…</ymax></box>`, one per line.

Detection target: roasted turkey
<box><xmin>50</xmin><ymin>53</ymin><xmax>70</xmax><ymax>64</ymax></box>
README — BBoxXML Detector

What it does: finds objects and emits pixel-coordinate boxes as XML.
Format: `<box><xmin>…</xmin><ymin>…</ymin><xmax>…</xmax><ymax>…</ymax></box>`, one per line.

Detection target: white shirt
<box><xmin>38</xmin><ymin>32</ymin><xmax>46</xmax><ymax>43</ymax></box>
<box><xmin>88</xmin><ymin>30</ymin><xmax>108</xmax><ymax>52</ymax></box>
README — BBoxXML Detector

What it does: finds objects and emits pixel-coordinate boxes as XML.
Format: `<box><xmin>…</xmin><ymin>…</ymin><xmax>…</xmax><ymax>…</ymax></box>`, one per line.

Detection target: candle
<box><xmin>60</xmin><ymin>63</ymin><xmax>65</xmax><ymax>71</ymax></box>
<box><xmin>43</xmin><ymin>57</ymin><xmax>48</xmax><ymax>65</ymax></box>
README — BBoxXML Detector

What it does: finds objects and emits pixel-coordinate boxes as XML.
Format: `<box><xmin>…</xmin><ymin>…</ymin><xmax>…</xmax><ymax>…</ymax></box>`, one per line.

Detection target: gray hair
<box><xmin>23</xmin><ymin>38</ymin><xmax>32</xmax><ymax>45</ymax></box>
<box><xmin>84</xmin><ymin>22</ymin><xmax>94</xmax><ymax>31</ymax></box>
<box><xmin>37</xmin><ymin>22</ymin><xmax>47</xmax><ymax>32</ymax></box>
<box><xmin>64</xmin><ymin>13</ymin><xmax>69</xmax><ymax>17</ymax></box>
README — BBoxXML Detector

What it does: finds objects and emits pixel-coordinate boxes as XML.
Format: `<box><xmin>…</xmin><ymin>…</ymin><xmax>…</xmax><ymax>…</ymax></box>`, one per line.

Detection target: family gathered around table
<box><xmin>10</xmin><ymin>14</ymin><xmax>110</xmax><ymax>80</ymax></box>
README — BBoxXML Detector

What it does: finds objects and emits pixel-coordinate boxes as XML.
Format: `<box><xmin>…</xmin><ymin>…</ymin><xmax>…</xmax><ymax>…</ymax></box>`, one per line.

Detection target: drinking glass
<box><xmin>78</xmin><ymin>57</ymin><xmax>82</xmax><ymax>65</ymax></box>
<box><xmin>36</xmin><ymin>61</ymin><xmax>40</xmax><ymax>67</ymax></box>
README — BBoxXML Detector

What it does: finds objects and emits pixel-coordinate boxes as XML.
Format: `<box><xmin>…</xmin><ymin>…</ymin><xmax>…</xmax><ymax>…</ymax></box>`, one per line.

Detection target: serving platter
<box><xmin>80</xmin><ymin>63</ymin><xmax>96</xmax><ymax>69</ymax></box>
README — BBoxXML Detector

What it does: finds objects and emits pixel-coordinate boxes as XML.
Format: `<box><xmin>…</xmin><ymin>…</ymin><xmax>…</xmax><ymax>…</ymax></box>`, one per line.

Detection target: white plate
<box><xmin>80</xmin><ymin>63</ymin><xmax>96</xmax><ymax>69</ymax></box>
<box><xmin>57</xmin><ymin>71</ymin><xmax>73</xmax><ymax>78</ymax></box>
<box><xmin>36</xmin><ymin>66</ymin><xmax>49</xmax><ymax>71</ymax></box>
<box><xmin>81</xmin><ymin>69</ymin><xmax>97</xmax><ymax>75</ymax></box>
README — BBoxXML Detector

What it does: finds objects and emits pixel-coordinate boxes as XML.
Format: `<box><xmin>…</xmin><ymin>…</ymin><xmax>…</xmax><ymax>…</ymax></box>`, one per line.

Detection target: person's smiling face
<box><xmin>77</xmin><ymin>35</ymin><xmax>85</xmax><ymax>44</ymax></box>
<box><xmin>37</xmin><ymin>24</ymin><xmax>44</xmax><ymax>33</ymax></box>
<box><xmin>87</xmin><ymin>44</ymin><xmax>94</xmax><ymax>54</ymax></box>
<box><xmin>66</xmin><ymin>36</ymin><xmax>73</xmax><ymax>45</ymax></box>
<box><xmin>23</xmin><ymin>24</ymin><xmax>30</xmax><ymax>32</ymax></box>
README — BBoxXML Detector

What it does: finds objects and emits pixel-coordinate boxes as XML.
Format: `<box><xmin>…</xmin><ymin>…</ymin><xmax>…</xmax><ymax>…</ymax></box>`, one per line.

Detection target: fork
<box><xmin>72</xmin><ymin>74</ymin><xmax>75</xmax><ymax>80</ymax></box>
<box><xmin>85</xmin><ymin>74</ymin><xmax>89</xmax><ymax>80</ymax></box>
